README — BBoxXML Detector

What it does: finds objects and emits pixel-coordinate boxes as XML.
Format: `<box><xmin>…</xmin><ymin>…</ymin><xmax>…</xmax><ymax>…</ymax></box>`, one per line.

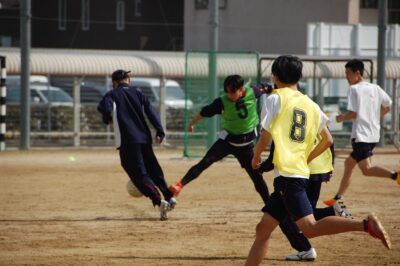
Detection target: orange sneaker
<box><xmin>396</xmin><ymin>170</ymin><xmax>400</xmax><ymax>185</ymax></box>
<box><xmin>323</xmin><ymin>197</ymin><xmax>337</xmax><ymax>206</ymax></box>
<box><xmin>169</xmin><ymin>184</ymin><xmax>182</xmax><ymax>197</ymax></box>
<box><xmin>367</xmin><ymin>213</ymin><xmax>391</xmax><ymax>249</ymax></box>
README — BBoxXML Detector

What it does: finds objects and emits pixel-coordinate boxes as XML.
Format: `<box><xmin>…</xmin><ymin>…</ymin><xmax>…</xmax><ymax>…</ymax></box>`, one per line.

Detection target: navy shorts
<box><xmin>350</xmin><ymin>139</ymin><xmax>376</xmax><ymax>162</ymax></box>
<box><xmin>262</xmin><ymin>176</ymin><xmax>313</xmax><ymax>222</ymax></box>
<box><xmin>309</xmin><ymin>172</ymin><xmax>332</xmax><ymax>182</ymax></box>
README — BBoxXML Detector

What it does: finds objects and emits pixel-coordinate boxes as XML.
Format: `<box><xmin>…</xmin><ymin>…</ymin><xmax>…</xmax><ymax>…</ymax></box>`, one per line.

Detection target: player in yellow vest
<box><xmin>245</xmin><ymin>55</ymin><xmax>391</xmax><ymax>266</ymax></box>
<box><xmin>260</xmin><ymin>133</ymin><xmax>352</xmax><ymax>261</ymax></box>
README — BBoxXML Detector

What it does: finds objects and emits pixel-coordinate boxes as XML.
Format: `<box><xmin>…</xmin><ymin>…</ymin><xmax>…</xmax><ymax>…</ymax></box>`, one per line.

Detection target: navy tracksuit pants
<box><xmin>119</xmin><ymin>143</ymin><xmax>173</xmax><ymax>206</ymax></box>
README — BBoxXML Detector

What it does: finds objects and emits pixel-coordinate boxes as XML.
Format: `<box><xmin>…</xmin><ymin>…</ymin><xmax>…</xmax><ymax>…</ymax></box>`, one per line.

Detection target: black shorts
<box><xmin>350</xmin><ymin>139</ymin><xmax>376</xmax><ymax>162</ymax></box>
<box><xmin>262</xmin><ymin>176</ymin><xmax>313</xmax><ymax>222</ymax></box>
<box><xmin>309</xmin><ymin>172</ymin><xmax>332</xmax><ymax>182</ymax></box>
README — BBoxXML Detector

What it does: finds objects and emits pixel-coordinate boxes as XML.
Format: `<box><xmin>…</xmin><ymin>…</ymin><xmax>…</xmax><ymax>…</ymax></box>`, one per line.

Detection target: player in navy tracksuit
<box><xmin>97</xmin><ymin>69</ymin><xmax>176</xmax><ymax>221</ymax></box>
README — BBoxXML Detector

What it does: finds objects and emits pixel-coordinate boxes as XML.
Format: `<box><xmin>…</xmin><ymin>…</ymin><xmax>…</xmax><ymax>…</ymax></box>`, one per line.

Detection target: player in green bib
<box><xmin>169</xmin><ymin>74</ymin><xmax>272</xmax><ymax>205</ymax></box>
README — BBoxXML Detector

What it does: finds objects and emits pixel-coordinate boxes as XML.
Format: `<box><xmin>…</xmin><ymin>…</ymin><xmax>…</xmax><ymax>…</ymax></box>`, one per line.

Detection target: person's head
<box><xmin>223</xmin><ymin>74</ymin><xmax>244</xmax><ymax>101</ymax></box>
<box><xmin>271</xmin><ymin>55</ymin><xmax>302</xmax><ymax>88</ymax></box>
<box><xmin>345</xmin><ymin>59</ymin><xmax>364</xmax><ymax>85</ymax></box>
<box><xmin>111</xmin><ymin>69</ymin><xmax>131</xmax><ymax>88</ymax></box>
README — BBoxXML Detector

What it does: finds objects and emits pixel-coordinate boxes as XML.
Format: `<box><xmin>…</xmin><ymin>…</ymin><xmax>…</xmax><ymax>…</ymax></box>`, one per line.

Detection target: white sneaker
<box><xmin>159</xmin><ymin>200</ymin><xmax>169</xmax><ymax>221</ymax></box>
<box><xmin>286</xmin><ymin>248</ymin><xmax>317</xmax><ymax>261</ymax></box>
<box><xmin>168</xmin><ymin>197</ymin><xmax>177</xmax><ymax>211</ymax></box>
<box><xmin>333</xmin><ymin>200</ymin><xmax>353</xmax><ymax>218</ymax></box>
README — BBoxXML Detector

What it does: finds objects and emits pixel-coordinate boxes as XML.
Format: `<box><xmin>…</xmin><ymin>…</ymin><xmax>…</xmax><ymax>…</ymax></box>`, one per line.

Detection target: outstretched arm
<box><xmin>336</xmin><ymin>111</ymin><xmax>356</xmax><ymax>123</ymax></box>
<box><xmin>187</xmin><ymin>113</ymin><xmax>203</xmax><ymax>132</ymax></box>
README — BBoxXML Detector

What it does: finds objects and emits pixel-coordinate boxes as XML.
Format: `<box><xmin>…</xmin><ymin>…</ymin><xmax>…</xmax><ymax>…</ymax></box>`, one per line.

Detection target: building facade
<box><xmin>0</xmin><ymin>0</ymin><xmax>399</xmax><ymax>53</ymax></box>
<box><xmin>0</xmin><ymin>0</ymin><xmax>183</xmax><ymax>50</ymax></box>
<box><xmin>184</xmin><ymin>0</ymin><xmax>400</xmax><ymax>54</ymax></box>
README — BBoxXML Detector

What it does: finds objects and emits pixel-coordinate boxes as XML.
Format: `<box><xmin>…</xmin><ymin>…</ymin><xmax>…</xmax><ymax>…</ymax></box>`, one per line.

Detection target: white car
<box><xmin>6</xmin><ymin>75</ymin><xmax>73</xmax><ymax>106</ymax></box>
<box><xmin>131</xmin><ymin>78</ymin><xmax>193</xmax><ymax>109</ymax></box>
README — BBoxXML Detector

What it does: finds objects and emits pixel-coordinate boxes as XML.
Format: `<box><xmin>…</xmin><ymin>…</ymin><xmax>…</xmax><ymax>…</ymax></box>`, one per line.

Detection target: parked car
<box><xmin>54</xmin><ymin>81</ymin><xmax>108</xmax><ymax>104</ymax></box>
<box><xmin>6</xmin><ymin>76</ymin><xmax>73</xmax><ymax>106</ymax></box>
<box><xmin>131</xmin><ymin>78</ymin><xmax>193</xmax><ymax>109</ymax></box>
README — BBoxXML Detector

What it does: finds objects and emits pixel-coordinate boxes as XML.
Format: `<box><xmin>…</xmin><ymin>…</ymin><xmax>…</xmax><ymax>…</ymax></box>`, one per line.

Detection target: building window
<box><xmin>116</xmin><ymin>1</ymin><xmax>125</xmax><ymax>31</ymax></box>
<box><xmin>81</xmin><ymin>0</ymin><xmax>90</xmax><ymax>31</ymax></box>
<box><xmin>58</xmin><ymin>0</ymin><xmax>67</xmax><ymax>30</ymax></box>
<box><xmin>134</xmin><ymin>0</ymin><xmax>141</xmax><ymax>17</ymax></box>
<box><xmin>389</xmin><ymin>0</ymin><xmax>400</xmax><ymax>23</ymax></box>
<box><xmin>361</xmin><ymin>0</ymin><xmax>378</xmax><ymax>8</ymax></box>
<box><xmin>194</xmin><ymin>0</ymin><xmax>227</xmax><ymax>10</ymax></box>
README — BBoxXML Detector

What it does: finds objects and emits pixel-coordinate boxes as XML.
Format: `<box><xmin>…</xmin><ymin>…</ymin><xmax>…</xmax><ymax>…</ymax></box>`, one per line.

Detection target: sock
<box><xmin>363</xmin><ymin>219</ymin><xmax>368</xmax><ymax>232</ymax></box>
<box><xmin>176</xmin><ymin>181</ymin><xmax>183</xmax><ymax>189</ymax></box>
<box><xmin>390</xmin><ymin>171</ymin><xmax>397</xmax><ymax>180</ymax></box>
<box><xmin>334</xmin><ymin>194</ymin><xmax>342</xmax><ymax>200</ymax></box>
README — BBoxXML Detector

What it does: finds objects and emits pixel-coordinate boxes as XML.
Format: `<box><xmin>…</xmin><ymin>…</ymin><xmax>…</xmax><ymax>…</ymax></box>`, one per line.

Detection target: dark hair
<box><xmin>345</xmin><ymin>59</ymin><xmax>364</xmax><ymax>76</ymax></box>
<box><xmin>223</xmin><ymin>74</ymin><xmax>244</xmax><ymax>93</ymax></box>
<box><xmin>111</xmin><ymin>69</ymin><xmax>131</xmax><ymax>82</ymax></box>
<box><xmin>271</xmin><ymin>55</ymin><xmax>302</xmax><ymax>84</ymax></box>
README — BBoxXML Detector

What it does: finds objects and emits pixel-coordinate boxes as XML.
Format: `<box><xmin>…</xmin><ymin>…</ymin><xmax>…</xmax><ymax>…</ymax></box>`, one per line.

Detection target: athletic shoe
<box><xmin>159</xmin><ymin>200</ymin><xmax>170</xmax><ymax>221</ymax></box>
<box><xmin>169</xmin><ymin>184</ymin><xmax>182</xmax><ymax>197</ymax></box>
<box><xmin>367</xmin><ymin>213</ymin><xmax>391</xmax><ymax>249</ymax></box>
<box><xmin>333</xmin><ymin>200</ymin><xmax>353</xmax><ymax>219</ymax></box>
<box><xmin>168</xmin><ymin>197</ymin><xmax>177</xmax><ymax>211</ymax></box>
<box><xmin>286</xmin><ymin>248</ymin><xmax>317</xmax><ymax>261</ymax></box>
<box><xmin>396</xmin><ymin>170</ymin><xmax>400</xmax><ymax>185</ymax></box>
<box><xmin>323</xmin><ymin>197</ymin><xmax>337</xmax><ymax>206</ymax></box>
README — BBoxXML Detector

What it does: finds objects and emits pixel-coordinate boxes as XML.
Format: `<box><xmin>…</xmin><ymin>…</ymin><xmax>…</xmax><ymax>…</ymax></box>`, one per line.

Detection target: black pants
<box><xmin>181</xmin><ymin>138</ymin><xmax>269</xmax><ymax>204</ymax></box>
<box><xmin>119</xmin><ymin>143</ymin><xmax>172</xmax><ymax>206</ymax></box>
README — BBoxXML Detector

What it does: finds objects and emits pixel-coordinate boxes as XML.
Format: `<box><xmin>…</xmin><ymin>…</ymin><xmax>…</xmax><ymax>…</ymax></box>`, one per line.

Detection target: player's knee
<box><xmin>298</xmin><ymin>222</ymin><xmax>317</xmax><ymax>238</ymax></box>
<box><xmin>360</xmin><ymin>167</ymin><xmax>369</xmax><ymax>175</ymax></box>
<box><xmin>301</xmin><ymin>227</ymin><xmax>317</xmax><ymax>238</ymax></box>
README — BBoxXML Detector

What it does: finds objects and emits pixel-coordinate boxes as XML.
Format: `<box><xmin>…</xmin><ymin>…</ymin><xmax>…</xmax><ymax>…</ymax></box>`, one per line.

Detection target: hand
<box><xmin>187</xmin><ymin>123</ymin><xmax>194</xmax><ymax>132</ymax></box>
<box><xmin>251</xmin><ymin>155</ymin><xmax>261</xmax><ymax>169</ymax></box>
<box><xmin>336</xmin><ymin>112</ymin><xmax>344</xmax><ymax>123</ymax></box>
<box><xmin>155</xmin><ymin>131</ymin><xmax>165</xmax><ymax>144</ymax></box>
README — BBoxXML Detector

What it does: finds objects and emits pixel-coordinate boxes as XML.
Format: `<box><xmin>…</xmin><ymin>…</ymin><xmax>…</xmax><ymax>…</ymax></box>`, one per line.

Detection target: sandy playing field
<box><xmin>0</xmin><ymin>147</ymin><xmax>399</xmax><ymax>265</ymax></box>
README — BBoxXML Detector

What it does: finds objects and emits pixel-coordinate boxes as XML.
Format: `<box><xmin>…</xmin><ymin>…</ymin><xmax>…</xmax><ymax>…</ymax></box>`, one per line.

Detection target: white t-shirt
<box><xmin>347</xmin><ymin>81</ymin><xmax>392</xmax><ymax>143</ymax></box>
<box><xmin>112</xmin><ymin>101</ymin><xmax>121</xmax><ymax>148</ymax></box>
<box><xmin>260</xmin><ymin>92</ymin><xmax>329</xmax><ymax>179</ymax></box>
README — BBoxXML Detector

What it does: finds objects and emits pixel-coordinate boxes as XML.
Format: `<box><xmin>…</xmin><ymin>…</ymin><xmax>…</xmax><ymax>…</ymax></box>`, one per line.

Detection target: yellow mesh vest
<box><xmin>269</xmin><ymin>88</ymin><xmax>321</xmax><ymax>177</ymax></box>
<box><xmin>308</xmin><ymin>134</ymin><xmax>334</xmax><ymax>174</ymax></box>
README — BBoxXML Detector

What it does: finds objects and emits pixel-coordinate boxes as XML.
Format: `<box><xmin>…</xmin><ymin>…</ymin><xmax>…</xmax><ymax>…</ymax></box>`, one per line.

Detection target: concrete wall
<box><xmin>184</xmin><ymin>0</ymin><xmax>353</xmax><ymax>54</ymax></box>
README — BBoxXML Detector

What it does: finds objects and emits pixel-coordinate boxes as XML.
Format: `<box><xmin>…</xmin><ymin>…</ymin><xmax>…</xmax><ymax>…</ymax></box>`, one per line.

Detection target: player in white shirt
<box><xmin>324</xmin><ymin>59</ymin><xmax>399</xmax><ymax>206</ymax></box>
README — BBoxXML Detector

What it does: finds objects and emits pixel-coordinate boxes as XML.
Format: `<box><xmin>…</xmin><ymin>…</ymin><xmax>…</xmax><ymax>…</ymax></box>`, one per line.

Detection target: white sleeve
<box><xmin>380</xmin><ymin>87</ymin><xmax>392</xmax><ymax>107</ymax></box>
<box><xmin>347</xmin><ymin>86</ymin><xmax>357</xmax><ymax>112</ymax></box>
<box><xmin>260</xmin><ymin>94</ymin><xmax>280</xmax><ymax>132</ymax></box>
<box><xmin>112</xmin><ymin>102</ymin><xmax>121</xmax><ymax>148</ymax></box>
<box><xmin>319</xmin><ymin>109</ymin><xmax>329</xmax><ymax>133</ymax></box>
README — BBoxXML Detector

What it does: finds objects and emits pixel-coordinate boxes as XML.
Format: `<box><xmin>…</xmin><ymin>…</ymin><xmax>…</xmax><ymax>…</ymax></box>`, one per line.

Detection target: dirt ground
<box><xmin>0</xmin><ymin>147</ymin><xmax>399</xmax><ymax>265</ymax></box>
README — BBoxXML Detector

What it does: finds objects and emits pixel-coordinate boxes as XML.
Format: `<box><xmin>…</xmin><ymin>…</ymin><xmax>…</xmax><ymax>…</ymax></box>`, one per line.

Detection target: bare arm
<box><xmin>381</xmin><ymin>106</ymin><xmax>390</xmax><ymax>117</ymax></box>
<box><xmin>251</xmin><ymin>129</ymin><xmax>271</xmax><ymax>169</ymax></box>
<box><xmin>336</xmin><ymin>111</ymin><xmax>357</xmax><ymax>123</ymax></box>
<box><xmin>187</xmin><ymin>113</ymin><xmax>204</xmax><ymax>132</ymax></box>
<box><xmin>307</xmin><ymin>127</ymin><xmax>333</xmax><ymax>164</ymax></box>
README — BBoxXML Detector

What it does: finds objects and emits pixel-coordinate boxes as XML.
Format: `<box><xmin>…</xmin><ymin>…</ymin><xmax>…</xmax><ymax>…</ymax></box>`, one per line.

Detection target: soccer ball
<box><xmin>126</xmin><ymin>180</ymin><xmax>143</xmax><ymax>198</ymax></box>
